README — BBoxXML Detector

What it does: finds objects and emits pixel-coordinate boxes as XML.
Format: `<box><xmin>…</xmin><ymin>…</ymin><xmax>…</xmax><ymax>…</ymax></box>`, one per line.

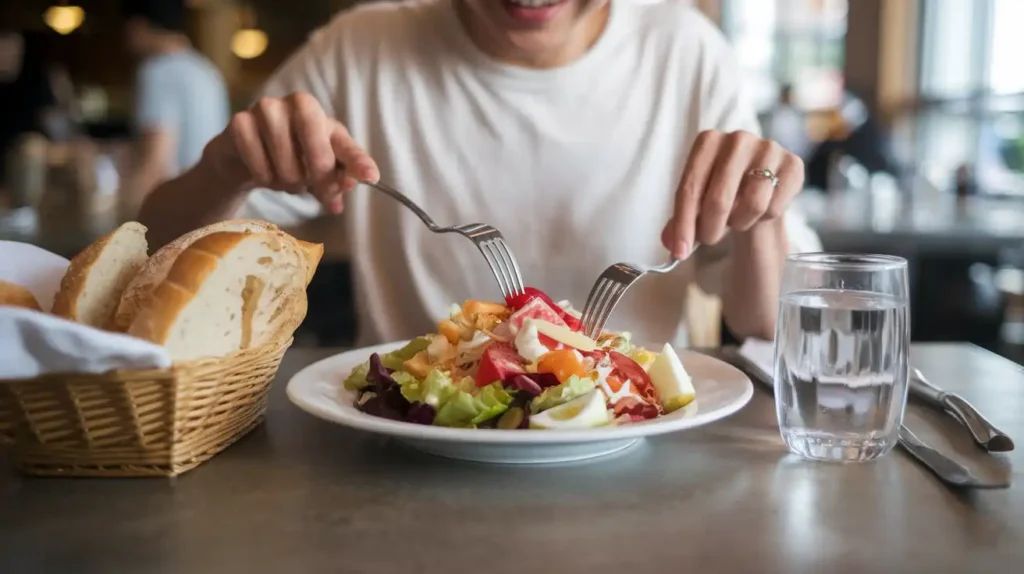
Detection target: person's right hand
<box><xmin>203</xmin><ymin>92</ymin><xmax>379</xmax><ymax>214</ymax></box>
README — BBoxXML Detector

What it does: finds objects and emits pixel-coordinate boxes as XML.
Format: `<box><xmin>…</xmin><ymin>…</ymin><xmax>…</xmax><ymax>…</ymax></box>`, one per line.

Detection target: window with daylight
<box><xmin>916</xmin><ymin>0</ymin><xmax>1024</xmax><ymax>194</ymax></box>
<box><xmin>721</xmin><ymin>0</ymin><xmax>848</xmax><ymax>112</ymax></box>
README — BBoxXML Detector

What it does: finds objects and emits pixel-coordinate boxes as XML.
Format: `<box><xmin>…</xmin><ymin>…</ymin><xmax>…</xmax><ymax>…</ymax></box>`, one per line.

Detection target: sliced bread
<box><xmin>295</xmin><ymin>239</ymin><xmax>324</xmax><ymax>285</ymax></box>
<box><xmin>51</xmin><ymin>222</ymin><xmax>149</xmax><ymax>328</ymax></box>
<box><xmin>127</xmin><ymin>231</ymin><xmax>309</xmax><ymax>361</ymax></box>
<box><xmin>0</xmin><ymin>279</ymin><xmax>42</xmax><ymax>311</ymax></box>
<box><xmin>110</xmin><ymin>219</ymin><xmax>281</xmax><ymax>332</ymax></box>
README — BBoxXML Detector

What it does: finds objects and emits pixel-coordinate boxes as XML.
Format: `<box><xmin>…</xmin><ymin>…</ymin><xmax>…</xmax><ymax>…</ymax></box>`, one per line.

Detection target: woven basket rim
<box><xmin>1</xmin><ymin>338</ymin><xmax>294</xmax><ymax>384</ymax></box>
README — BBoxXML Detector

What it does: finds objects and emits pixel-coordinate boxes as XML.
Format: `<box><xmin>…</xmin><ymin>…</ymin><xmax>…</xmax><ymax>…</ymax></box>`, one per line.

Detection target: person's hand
<box><xmin>661</xmin><ymin>130</ymin><xmax>804</xmax><ymax>258</ymax></box>
<box><xmin>203</xmin><ymin>92</ymin><xmax>379</xmax><ymax>214</ymax></box>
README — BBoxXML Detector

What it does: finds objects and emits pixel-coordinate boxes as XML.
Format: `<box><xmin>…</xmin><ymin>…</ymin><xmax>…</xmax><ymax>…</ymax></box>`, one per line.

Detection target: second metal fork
<box><xmin>357</xmin><ymin>178</ymin><xmax>525</xmax><ymax>301</ymax></box>
<box><xmin>579</xmin><ymin>256</ymin><xmax>689</xmax><ymax>339</ymax></box>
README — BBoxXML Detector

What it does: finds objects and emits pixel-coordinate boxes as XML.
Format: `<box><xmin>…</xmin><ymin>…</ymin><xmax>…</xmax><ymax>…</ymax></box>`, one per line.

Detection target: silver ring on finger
<box><xmin>747</xmin><ymin>167</ymin><xmax>780</xmax><ymax>189</ymax></box>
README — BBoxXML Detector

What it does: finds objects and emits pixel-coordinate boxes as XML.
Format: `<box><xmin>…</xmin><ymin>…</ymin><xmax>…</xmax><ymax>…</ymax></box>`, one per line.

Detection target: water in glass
<box><xmin>775</xmin><ymin>288</ymin><xmax>909</xmax><ymax>462</ymax></box>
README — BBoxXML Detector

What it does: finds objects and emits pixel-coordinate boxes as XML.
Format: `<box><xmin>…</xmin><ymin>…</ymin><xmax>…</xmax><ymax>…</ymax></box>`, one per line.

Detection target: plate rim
<box><xmin>286</xmin><ymin>341</ymin><xmax>754</xmax><ymax>444</ymax></box>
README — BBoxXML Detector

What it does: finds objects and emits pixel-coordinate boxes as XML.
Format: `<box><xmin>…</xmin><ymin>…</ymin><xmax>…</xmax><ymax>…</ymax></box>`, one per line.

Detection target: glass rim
<box><xmin>785</xmin><ymin>252</ymin><xmax>907</xmax><ymax>271</ymax></box>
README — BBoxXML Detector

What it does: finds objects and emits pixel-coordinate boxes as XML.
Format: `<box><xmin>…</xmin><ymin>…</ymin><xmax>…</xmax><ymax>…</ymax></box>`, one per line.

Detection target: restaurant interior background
<box><xmin>1</xmin><ymin>0</ymin><xmax>1023</xmax><ymax>360</ymax></box>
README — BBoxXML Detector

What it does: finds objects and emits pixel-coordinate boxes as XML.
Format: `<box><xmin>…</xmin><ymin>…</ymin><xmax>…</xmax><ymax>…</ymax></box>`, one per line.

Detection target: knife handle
<box><xmin>942</xmin><ymin>394</ymin><xmax>1016</xmax><ymax>452</ymax></box>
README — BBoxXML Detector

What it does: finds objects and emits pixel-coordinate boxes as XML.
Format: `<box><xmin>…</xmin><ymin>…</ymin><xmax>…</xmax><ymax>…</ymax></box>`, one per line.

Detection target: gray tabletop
<box><xmin>2</xmin><ymin>343</ymin><xmax>1023</xmax><ymax>573</ymax></box>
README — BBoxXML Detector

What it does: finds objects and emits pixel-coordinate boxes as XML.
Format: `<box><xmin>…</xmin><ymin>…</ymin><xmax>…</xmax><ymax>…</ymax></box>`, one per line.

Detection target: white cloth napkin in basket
<box><xmin>0</xmin><ymin>241</ymin><xmax>172</xmax><ymax>379</ymax></box>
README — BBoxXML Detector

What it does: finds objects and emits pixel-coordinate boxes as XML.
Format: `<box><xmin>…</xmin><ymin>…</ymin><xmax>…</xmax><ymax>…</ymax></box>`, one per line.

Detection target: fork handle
<box><xmin>335</xmin><ymin>160</ymin><xmax>440</xmax><ymax>229</ymax></box>
<box><xmin>358</xmin><ymin>178</ymin><xmax>440</xmax><ymax>230</ymax></box>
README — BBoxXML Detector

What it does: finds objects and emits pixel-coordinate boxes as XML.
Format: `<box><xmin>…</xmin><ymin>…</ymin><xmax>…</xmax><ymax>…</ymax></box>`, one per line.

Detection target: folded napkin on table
<box><xmin>737</xmin><ymin>338</ymin><xmax>775</xmax><ymax>379</ymax></box>
<box><xmin>0</xmin><ymin>241</ymin><xmax>172</xmax><ymax>380</ymax></box>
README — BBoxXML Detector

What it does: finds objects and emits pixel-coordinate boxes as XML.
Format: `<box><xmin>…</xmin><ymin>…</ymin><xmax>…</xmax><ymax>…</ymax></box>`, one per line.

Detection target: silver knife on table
<box><xmin>711</xmin><ymin>349</ymin><xmax>1002</xmax><ymax>489</ymax></box>
<box><xmin>910</xmin><ymin>367</ymin><xmax>1015</xmax><ymax>452</ymax></box>
<box><xmin>897</xmin><ymin>426</ymin><xmax>1007</xmax><ymax>489</ymax></box>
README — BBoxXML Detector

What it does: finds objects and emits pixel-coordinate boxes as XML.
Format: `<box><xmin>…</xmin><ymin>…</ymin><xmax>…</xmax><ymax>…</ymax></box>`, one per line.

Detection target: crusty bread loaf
<box><xmin>295</xmin><ymin>240</ymin><xmax>324</xmax><ymax>285</ymax></box>
<box><xmin>51</xmin><ymin>222</ymin><xmax>149</xmax><ymax>328</ymax></box>
<box><xmin>110</xmin><ymin>219</ymin><xmax>281</xmax><ymax>332</ymax></box>
<box><xmin>127</xmin><ymin>231</ymin><xmax>310</xmax><ymax>361</ymax></box>
<box><xmin>0</xmin><ymin>279</ymin><xmax>42</xmax><ymax>311</ymax></box>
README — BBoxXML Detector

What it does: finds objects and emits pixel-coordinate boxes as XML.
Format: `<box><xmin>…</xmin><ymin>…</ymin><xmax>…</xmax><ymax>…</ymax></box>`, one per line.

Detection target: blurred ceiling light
<box><xmin>231</xmin><ymin>29</ymin><xmax>268</xmax><ymax>59</ymax></box>
<box><xmin>44</xmin><ymin>5</ymin><xmax>85</xmax><ymax>36</ymax></box>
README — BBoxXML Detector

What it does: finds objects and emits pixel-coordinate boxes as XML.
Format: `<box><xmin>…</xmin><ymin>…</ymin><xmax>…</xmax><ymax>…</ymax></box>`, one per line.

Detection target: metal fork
<box><xmin>357</xmin><ymin>178</ymin><xmax>525</xmax><ymax>300</ymax></box>
<box><xmin>579</xmin><ymin>254</ymin><xmax>693</xmax><ymax>339</ymax></box>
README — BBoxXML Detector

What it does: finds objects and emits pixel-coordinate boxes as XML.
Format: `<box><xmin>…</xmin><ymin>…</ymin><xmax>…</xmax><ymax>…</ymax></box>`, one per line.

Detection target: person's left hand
<box><xmin>661</xmin><ymin>130</ymin><xmax>804</xmax><ymax>258</ymax></box>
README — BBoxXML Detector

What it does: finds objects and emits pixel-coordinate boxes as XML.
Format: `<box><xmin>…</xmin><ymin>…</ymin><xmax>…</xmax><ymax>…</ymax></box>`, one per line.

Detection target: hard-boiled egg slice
<box><xmin>647</xmin><ymin>343</ymin><xmax>696</xmax><ymax>412</ymax></box>
<box><xmin>529</xmin><ymin>389</ymin><xmax>610</xmax><ymax>430</ymax></box>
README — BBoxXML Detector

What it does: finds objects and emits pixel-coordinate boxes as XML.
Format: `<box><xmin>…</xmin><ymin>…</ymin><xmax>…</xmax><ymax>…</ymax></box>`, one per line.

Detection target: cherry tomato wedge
<box><xmin>536</xmin><ymin>349</ymin><xmax>587</xmax><ymax>383</ymax></box>
<box><xmin>475</xmin><ymin>342</ymin><xmax>525</xmax><ymax>387</ymax></box>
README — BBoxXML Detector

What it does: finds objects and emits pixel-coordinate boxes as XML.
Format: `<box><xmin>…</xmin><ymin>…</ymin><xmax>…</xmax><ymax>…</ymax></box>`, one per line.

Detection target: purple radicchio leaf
<box><xmin>405</xmin><ymin>402</ymin><xmax>437</xmax><ymax>425</ymax></box>
<box><xmin>505</xmin><ymin>374</ymin><xmax>543</xmax><ymax>396</ymax></box>
<box><xmin>367</xmin><ymin>353</ymin><xmax>410</xmax><ymax>415</ymax></box>
<box><xmin>522</xmin><ymin>372</ymin><xmax>561</xmax><ymax>389</ymax></box>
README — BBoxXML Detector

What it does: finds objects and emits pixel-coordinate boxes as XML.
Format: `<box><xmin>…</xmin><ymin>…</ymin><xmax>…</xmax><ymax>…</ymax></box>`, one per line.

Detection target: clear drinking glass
<box><xmin>773</xmin><ymin>253</ymin><xmax>910</xmax><ymax>462</ymax></box>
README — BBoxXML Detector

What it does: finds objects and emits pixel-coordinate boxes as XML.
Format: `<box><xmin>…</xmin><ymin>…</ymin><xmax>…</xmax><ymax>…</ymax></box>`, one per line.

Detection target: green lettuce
<box><xmin>343</xmin><ymin>338</ymin><xmax>431</xmax><ymax>391</ymax></box>
<box><xmin>380</xmin><ymin>337</ymin><xmax>430</xmax><ymax>371</ymax></box>
<box><xmin>433</xmin><ymin>382</ymin><xmax>513</xmax><ymax>428</ymax></box>
<box><xmin>397</xmin><ymin>369</ymin><xmax>454</xmax><ymax>407</ymax></box>
<box><xmin>343</xmin><ymin>362</ymin><xmax>371</xmax><ymax>391</ymax></box>
<box><xmin>530</xmin><ymin>375</ymin><xmax>597</xmax><ymax>414</ymax></box>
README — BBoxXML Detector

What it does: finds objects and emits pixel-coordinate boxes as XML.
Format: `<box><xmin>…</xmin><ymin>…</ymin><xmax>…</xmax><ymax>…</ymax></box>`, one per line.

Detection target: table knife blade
<box><xmin>911</xmin><ymin>368</ymin><xmax>1015</xmax><ymax>452</ymax></box>
<box><xmin>898</xmin><ymin>426</ymin><xmax>1008</xmax><ymax>489</ymax></box>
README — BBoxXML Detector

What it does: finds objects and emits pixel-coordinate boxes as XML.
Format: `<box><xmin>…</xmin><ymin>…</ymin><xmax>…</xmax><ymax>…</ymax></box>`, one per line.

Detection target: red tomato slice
<box><xmin>609</xmin><ymin>351</ymin><xmax>659</xmax><ymax>404</ymax></box>
<box><xmin>506</xmin><ymin>287</ymin><xmax>583</xmax><ymax>332</ymax></box>
<box><xmin>475</xmin><ymin>342</ymin><xmax>525</xmax><ymax>387</ymax></box>
<box><xmin>507</xmin><ymin>298</ymin><xmax>567</xmax><ymax>332</ymax></box>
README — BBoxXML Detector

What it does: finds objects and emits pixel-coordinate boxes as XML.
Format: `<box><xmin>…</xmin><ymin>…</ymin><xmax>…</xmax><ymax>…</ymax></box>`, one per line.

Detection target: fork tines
<box><xmin>581</xmin><ymin>264</ymin><xmax>642</xmax><ymax>339</ymax></box>
<box><xmin>456</xmin><ymin>224</ymin><xmax>525</xmax><ymax>301</ymax></box>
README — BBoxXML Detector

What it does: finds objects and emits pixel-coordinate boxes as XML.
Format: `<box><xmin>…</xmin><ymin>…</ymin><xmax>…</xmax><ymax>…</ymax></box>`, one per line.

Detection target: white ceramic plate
<box><xmin>286</xmin><ymin>342</ymin><xmax>754</xmax><ymax>464</ymax></box>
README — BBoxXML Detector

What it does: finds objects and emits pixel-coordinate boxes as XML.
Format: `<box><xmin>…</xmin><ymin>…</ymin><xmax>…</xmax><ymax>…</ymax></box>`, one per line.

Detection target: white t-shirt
<box><xmin>239</xmin><ymin>0</ymin><xmax>821</xmax><ymax>347</ymax></box>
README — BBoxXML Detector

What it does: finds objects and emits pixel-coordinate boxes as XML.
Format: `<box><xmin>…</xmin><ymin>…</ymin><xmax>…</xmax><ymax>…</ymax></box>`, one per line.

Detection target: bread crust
<box><xmin>51</xmin><ymin>222</ymin><xmax>148</xmax><ymax>325</ymax></box>
<box><xmin>128</xmin><ymin>232</ymin><xmax>248</xmax><ymax>344</ymax></box>
<box><xmin>110</xmin><ymin>219</ymin><xmax>280</xmax><ymax>332</ymax></box>
<box><xmin>127</xmin><ymin>231</ymin><xmax>314</xmax><ymax>357</ymax></box>
<box><xmin>0</xmin><ymin>279</ymin><xmax>43</xmax><ymax>311</ymax></box>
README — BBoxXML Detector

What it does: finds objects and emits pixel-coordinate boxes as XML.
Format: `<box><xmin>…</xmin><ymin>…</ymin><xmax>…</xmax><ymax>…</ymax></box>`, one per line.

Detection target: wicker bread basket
<box><xmin>0</xmin><ymin>338</ymin><xmax>291</xmax><ymax>477</ymax></box>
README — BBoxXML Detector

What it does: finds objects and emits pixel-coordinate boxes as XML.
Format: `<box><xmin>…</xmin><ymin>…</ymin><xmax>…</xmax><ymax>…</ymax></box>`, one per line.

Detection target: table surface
<box><xmin>2</xmin><ymin>343</ymin><xmax>1023</xmax><ymax>574</ymax></box>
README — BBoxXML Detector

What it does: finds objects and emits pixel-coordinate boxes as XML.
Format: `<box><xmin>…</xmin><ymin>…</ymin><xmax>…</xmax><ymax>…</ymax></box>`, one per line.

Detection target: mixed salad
<box><xmin>344</xmin><ymin>287</ymin><xmax>696</xmax><ymax>430</ymax></box>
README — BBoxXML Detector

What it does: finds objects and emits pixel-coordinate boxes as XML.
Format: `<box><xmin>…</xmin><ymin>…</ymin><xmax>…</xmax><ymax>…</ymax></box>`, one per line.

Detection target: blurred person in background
<box><xmin>805</xmin><ymin>90</ymin><xmax>896</xmax><ymax>191</ymax></box>
<box><xmin>139</xmin><ymin>0</ymin><xmax>822</xmax><ymax>347</ymax></box>
<box><xmin>763</xmin><ymin>84</ymin><xmax>809</xmax><ymax>160</ymax></box>
<box><xmin>119</xmin><ymin>0</ymin><xmax>229</xmax><ymax>218</ymax></box>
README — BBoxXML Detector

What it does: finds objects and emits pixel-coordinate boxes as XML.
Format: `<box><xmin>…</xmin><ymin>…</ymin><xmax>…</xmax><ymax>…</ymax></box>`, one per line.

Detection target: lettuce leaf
<box><xmin>344</xmin><ymin>362</ymin><xmax>371</xmax><ymax>391</ymax></box>
<box><xmin>397</xmin><ymin>369</ymin><xmax>454</xmax><ymax>408</ymax></box>
<box><xmin>344</xmin><ymin>338</ymin><xmax>430</xmax><ymax>391</ymax></box>
<box><xmin>433</xmin><ymin>382</ymin><xmax>513</xmax><ymax>428</ymax></box>
<box><xmin>530</xmin><ymin>375</ymin><xmax>597</xmax><ymax>414</ymax></box>
<box><xmin>380</xmin><ymin>337</ymin><xmax>430</xmax><ymax>371</ymax></box>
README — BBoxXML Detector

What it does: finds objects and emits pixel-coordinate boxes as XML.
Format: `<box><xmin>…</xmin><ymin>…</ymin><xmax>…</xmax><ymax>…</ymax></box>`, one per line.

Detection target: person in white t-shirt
<box><xmin>138</xmin><ymin>0</ymin><xmax>820</xmax><ymax>348</ymax></box>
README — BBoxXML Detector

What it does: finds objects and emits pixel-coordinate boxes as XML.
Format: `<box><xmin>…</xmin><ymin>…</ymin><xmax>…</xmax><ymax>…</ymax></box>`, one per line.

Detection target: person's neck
<box><xmin>454</xmin><ymin>1</ymin><xmax>609</xmax><ymax>69</ymax></box>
